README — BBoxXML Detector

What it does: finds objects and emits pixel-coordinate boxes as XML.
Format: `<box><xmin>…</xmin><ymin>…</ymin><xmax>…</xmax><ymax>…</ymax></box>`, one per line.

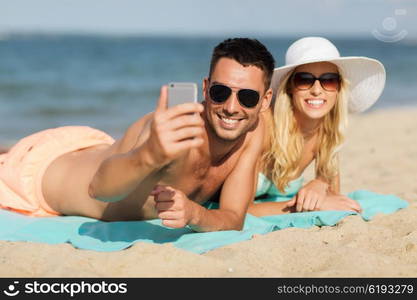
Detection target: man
<box><xmin>0</xmin><ymin>38</ymin><xmax>274</xmax><ymax>232</ymax></box>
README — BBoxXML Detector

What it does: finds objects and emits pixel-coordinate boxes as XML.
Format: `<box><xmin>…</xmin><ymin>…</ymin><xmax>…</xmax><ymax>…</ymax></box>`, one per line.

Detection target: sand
<box><xmin>0</xmin><ymin>106</ymin><xmax>416</xmax><ymax>277</ymax></box>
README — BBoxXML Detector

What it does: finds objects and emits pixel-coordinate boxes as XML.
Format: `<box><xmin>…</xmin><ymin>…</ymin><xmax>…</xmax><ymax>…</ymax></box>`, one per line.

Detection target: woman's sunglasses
<box><xmin>292</xmin><ymin>72</ymin><xmax>340</xmax><ymax>92</ymax></box>
<box><xmin>209</xmin><ymin>84</ymin><xmax>260</xmax><ymax>108</ymax></box>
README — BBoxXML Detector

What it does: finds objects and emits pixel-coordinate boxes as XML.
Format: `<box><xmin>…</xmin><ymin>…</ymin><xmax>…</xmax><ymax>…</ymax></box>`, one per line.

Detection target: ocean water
<box><xmin>0</xmin><ymin>34</ymin><xmax>416</xmax><ymax>144</ymax></box>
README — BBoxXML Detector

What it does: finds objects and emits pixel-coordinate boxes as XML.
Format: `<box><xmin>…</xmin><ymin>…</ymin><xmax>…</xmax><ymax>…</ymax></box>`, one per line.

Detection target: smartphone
<box><xmin>167</xmin><ymin>82</ymin><xmax>198</xmax><ymax>108</ymax></box>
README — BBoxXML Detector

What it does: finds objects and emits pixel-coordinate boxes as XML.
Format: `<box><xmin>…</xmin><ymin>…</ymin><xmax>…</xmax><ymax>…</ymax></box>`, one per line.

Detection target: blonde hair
<box><xmin>262</xmin><ymin>68</ymin><xmax>349</xmax><ymax>192</ymax></box>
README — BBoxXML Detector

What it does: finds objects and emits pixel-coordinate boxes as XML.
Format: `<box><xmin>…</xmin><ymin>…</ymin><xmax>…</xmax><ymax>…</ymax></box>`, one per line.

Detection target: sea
<box><xmin>1</xmin><ymin>34</ymin><xmax>416</xmax><ymax>145</ymax></box>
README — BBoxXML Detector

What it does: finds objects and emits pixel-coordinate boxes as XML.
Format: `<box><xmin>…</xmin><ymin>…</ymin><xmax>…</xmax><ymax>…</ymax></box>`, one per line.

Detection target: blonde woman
<box><xmin>249</xmin><ymin>37</ymin><xmax>386</xmax><ymax>216</ymax></box>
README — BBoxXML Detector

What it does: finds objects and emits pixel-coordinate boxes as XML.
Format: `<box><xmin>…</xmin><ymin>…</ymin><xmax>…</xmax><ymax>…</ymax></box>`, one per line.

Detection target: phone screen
<box><xmin>167</xmin><ymin>82</ymin><xmax>197</xmax><ymax>108</ymax></box>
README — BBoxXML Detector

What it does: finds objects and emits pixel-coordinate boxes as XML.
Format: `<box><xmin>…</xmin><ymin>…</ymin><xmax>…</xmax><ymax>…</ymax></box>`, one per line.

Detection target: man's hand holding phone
<box><xmin>145</xmin><ymin>85</ymin><xmax>205</xmax><ymax>168</ymax></box>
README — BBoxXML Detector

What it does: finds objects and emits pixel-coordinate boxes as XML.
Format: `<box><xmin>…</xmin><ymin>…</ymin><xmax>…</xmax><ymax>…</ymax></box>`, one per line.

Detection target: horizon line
<box><xmin>0</xmin><ymin>30</ymin><xmax>409</xmax><ymax>39</ymax></box>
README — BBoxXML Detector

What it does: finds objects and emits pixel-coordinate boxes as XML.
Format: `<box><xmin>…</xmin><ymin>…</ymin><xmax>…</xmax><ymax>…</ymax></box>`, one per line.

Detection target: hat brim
<box><xmin>270</xmin><ymin>56</ymin><xmax>386</xmax><ymax>113</ymax></box>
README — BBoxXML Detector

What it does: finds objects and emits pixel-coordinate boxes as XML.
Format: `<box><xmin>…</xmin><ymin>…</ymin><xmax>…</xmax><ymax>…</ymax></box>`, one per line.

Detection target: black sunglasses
<box><xmin>292</xmin><ymin>72</ymin><xmax>340</xmax><ymax>91</ymax></box>
<box><xmin>209</xmin><ymin>84</ymin><xmax>260</xmax><ymax>108</ymax></box>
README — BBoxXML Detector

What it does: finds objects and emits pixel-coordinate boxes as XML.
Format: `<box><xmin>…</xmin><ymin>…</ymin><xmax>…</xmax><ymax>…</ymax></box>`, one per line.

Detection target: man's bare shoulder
<box><xmin>242</xmin><ymin>111</ymin><xmax>268</xmax><ymax>152</ymax></box>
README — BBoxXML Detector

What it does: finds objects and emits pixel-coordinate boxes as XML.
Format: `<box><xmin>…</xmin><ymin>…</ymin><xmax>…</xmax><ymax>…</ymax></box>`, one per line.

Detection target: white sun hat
<box><xmin>271</xmin><ymin>37</ymin><xmax>386</xmax><ymax>113</ymax></box>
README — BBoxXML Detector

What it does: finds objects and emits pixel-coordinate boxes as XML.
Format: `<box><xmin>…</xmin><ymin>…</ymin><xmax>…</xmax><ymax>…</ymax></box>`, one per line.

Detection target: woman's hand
<box><xmin>318</xmin><ymin>193</ymin><xmax>362</xmax><ymax>213</ymax></box>
<box><xmin>292</xmin><ymin>179</ymin><xmax>329</xmax><ymax>212</ymax></box>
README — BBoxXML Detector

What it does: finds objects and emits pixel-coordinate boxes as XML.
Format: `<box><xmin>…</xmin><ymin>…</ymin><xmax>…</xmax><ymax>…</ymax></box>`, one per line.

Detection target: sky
<box><xmin>0</xmin><ymin>0</ymin><xmax>416</xmax><ymax>39</ymax></box>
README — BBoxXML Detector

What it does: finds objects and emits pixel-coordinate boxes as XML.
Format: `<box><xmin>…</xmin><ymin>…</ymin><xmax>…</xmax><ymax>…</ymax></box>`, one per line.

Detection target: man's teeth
<box><xmin>221</xmin><ymin>116</ymin><xmax>239</xmax><ymax>124</ymax></box>
<box><xmin>307</xmin><ymin>99</ymin><xmax>325</xmax><ymax>105</ymax></box>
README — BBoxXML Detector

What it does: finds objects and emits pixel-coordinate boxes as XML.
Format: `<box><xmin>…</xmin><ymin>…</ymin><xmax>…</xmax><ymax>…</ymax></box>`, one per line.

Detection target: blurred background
<box><xmin>0</xmin><ymin>0</ymin><xmax>416</xmax><ymax>145</ymax></box>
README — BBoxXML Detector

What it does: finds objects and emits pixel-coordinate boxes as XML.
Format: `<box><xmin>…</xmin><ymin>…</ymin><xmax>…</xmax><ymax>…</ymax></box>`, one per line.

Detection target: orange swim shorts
<box><xmin>0</xmin><ymin>126</ymin><xmax>115</xmax><ymax>217</ymax></box>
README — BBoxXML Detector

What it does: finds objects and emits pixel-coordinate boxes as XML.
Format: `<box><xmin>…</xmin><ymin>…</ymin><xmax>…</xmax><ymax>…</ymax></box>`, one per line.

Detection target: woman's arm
<box><xmin>247</xmin><ymin>200</ymin><xmax>295</xmax><ymax>217</ymax></box>
<box><xmin>329</xmin><ymin>173</ymin><xmax>340</xmax><ymax>194</ymax></box>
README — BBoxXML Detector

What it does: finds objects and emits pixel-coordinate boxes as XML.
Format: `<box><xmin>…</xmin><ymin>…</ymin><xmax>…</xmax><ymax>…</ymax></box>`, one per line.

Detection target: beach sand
<box><xmin>0</xmin><ymin>107</ymin><xmax>416</xmax><ymax>277</ymax></box>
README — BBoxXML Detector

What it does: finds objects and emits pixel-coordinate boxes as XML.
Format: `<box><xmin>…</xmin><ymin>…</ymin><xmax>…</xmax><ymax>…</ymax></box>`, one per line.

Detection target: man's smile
<box><xmin>216</xmin><ymin>113</ymin><xmax>244</xmax><ymax>129</ymax></box>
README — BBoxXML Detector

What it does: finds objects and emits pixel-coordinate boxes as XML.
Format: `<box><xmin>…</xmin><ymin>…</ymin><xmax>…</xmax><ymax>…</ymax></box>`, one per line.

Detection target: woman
<box><xmin>249</xmin><ymin>37</ymin><xmax>386</xmax><ymax>216</ymax></box>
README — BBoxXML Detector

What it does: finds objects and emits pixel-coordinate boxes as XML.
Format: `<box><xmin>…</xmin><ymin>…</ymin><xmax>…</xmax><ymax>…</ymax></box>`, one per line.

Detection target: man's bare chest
<box><xmin>160</xmin><ymin>155</ymin><xmax>238</xmax><ymax>203</ymax></box>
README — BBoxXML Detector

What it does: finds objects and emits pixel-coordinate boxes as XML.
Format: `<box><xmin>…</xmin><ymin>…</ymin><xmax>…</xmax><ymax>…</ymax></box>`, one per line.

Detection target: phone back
<box><xmin>167</xmin><ymin>82</ymin><xmax>197</xmax><ymax>108</ymax></box>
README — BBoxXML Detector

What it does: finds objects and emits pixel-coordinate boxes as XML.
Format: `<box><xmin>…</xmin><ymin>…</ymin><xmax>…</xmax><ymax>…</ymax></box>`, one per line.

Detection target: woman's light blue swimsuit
<box><xmin>255</xmin><ymin>173</ymin><xmax>304</xmax><ymax>201</ymax></box>
<box><xmin>203</xmin><ymin>173</ymin><xmax>303</xmax><ymax>209</ymax></box>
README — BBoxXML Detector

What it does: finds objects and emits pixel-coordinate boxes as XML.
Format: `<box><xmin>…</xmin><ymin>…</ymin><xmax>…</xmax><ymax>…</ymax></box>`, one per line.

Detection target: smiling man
<box><xmin>0</xmin><ymin>38</ymin><xmax>274</xmax><ymax>232</ymax></box>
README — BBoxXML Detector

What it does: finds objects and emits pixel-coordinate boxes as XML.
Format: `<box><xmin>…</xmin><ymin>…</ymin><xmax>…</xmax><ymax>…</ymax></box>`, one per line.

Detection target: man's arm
<box><xmin>153</xmin><ymin>120</ymin><xmax>265</xmax><ymax>232</ymax></box>
<box><xmin>195</xmin><ymin>139</ymin><xmax>261</xmax><ymax>231</ymax></box>
<box><xmin>153</xmin><ymin>137</ymin><xmax>262</xmax><ymax>232</ymax></box>
<box><xmin>188</xmin><ymin>117</ymin><xmax>270</xmax><ymax>231</ymax></box>
<box><xmin>88</xmin><ymin>86</ymin><xmax>205</xmax><ymax>202</ymax></box>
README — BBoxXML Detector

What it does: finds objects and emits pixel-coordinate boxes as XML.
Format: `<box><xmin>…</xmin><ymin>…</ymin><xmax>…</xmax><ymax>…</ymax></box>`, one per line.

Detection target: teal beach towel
<box><xmin>0</xmin><ymin>190</ymin><xmax>408</xmax><ymax>254</ymax></box>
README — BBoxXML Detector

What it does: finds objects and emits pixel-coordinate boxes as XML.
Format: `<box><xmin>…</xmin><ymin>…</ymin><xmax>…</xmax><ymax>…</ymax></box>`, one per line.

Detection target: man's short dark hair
<box><xmin>209</xmin><ymin>38</ymin><xmax>275</xmax><ymax>91</ymax></box>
